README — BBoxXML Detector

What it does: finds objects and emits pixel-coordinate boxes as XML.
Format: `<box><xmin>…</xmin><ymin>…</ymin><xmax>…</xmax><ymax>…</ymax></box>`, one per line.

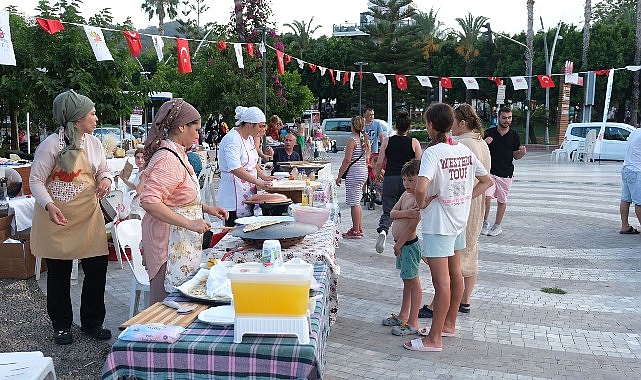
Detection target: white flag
<box><xmin>296</xmin><ymin>58</ymin><xmax>304</xmax><ymax>69</ymax></box>
<box><xmin>350</xmin><ymin>71</ymin><xmax>356</xmax><ymax>89</ymax></box>
<box><xmin>233</xmin><ymin>43</ymin><xmax>244</xmax><ymax>69</ymax></box>
<box><xmin>565</xmin><ymin>73</ymin><xmax>579</xmax><ymax>85</ymax></box>
<box><xmin>373</xmin><ymin>73</ymin><xmax>387</xmax><ymax>84</ymax></box>
<box><xmin>152</xmin><ymin>35</ymin><xmax>164</xmax><ymax>61</ymax></box>
<box><xmin>462</xmin><ymin>77</ymin><xmax>479</xmax><ymax>90</ymax></box>
<box><xmin>595</xmin><ymin>69</ymin><xmax>615</xmax><ymax>154</ymax></box>
<box><xmin>83</xmin><ymin>25</ymin><xmax>113</xmax><ymax>61</ymax></box>
<box><xmin>335</xmin><ymin>70</ymin><xmax>341</xmax><ymax>82</ymax></box>
<box><xmin>0</xmin><ymin>11</ymin><xmax>16</xmax><ymax>66</ymax></box>
<box><xmin>415</xmin><ymin>76</ymin><xmax>432</xmax><ymax>87</ymax></box>
<box><xmin>319</xmin><ymin>66</ymin><xmax>326</xmax><ymax>76</ymax></box>
<box><xmin>510</xmin><ymin>76</ymin><xmax>528</xmax><ymax>90</ymax></box>
<box><xmin>259</xmin><ymin>41</ymin><xmax>266</xmax><ymax>54</ymax></box>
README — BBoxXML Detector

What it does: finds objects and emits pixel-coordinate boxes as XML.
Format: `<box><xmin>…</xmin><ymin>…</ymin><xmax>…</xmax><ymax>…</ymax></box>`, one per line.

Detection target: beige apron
<box><xmin>31</xmin><ymin>140</ymin><xmax>107</xmax><ymax>259</ymax></box>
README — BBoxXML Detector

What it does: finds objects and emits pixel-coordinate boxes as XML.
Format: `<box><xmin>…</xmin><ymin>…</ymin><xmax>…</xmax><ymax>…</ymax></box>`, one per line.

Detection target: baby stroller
<box><xmin>361</xmin><ymin>156</ymin><xmax>381</xmax><ymax>210</ymax></box>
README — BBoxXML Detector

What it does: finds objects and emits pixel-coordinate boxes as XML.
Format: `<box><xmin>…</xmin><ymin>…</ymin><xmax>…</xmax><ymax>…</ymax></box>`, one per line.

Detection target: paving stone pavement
<box><xmin>39</xmin><ymin>151</ymin><xmax>641</xmax><ymax>379</ymax></box>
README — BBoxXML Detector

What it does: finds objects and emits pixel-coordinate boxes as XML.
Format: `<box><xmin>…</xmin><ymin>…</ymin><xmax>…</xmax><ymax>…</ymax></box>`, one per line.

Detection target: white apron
<box><xmin>222</xmin><ymin>135</ymin><xmax>258</xmax><ymax>217</ymax></box>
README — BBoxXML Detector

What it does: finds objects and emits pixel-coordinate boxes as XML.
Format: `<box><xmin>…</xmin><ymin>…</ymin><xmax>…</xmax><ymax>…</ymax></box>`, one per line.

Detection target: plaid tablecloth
<box><xmin>102</xmin><ymin>264</ymin><xmax>331</xmax><ymax>380</ymax></box>
<box><xmin>205</xmin><ymin>221</ymin><xmax>340</xmax><ymax>325</ymax></box>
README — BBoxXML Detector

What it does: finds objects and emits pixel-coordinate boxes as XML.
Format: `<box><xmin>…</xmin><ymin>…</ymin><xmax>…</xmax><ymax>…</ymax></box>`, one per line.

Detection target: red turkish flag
<box><xmin>594</xmin><ymin>69</ymin><xmax>609</xmax><ymax>76</ymax></box>
<box><xmin>217</xmin><ymin>41</ymin><xmax>227</xmax><ymax>52</ymax></box>
<box><xmin>395</xmin><ymin>74</ymin><xmax>408</xmax><ymax>90</ymax></box>
<box><xmin>487</xmin><ymin>76</ymin><xmax>503</xmax><ymax>86</ymax></box>
<box><xmin>537</xmin><ymin>74</ymin><xmax>555</xmax><ymax>88</ymax></box>
<box><xmin>358</xmin><ymin>71</ymin><xmax>363</xmax><ymax>79</ymax></box>
<box><xmin>328</xmin><ymin>69</ymin><xmax>336</xmax><ymax>84</ymax></box>
<box><xmin>440</xmin><ymin>77</ymin><xmax>452</xmax><ymax>89</ymax></box>
<box><xmin>308</xmin><ymin>63</ymin><xmax>317</xmax><ymax>73</ymax></box>
<box><xmin>246</xmin><ymin>43</ymin><xmax>255</xmax><ymax>57</ymax></box>
<box><xmin>176</xmin><ymin>38</ymin><xmax>192</xmax><ymax>74</ymax></box>
<box><xmin>275</xmin><ymin>50</ymin><xmax>285</xmax><ymax>74</ymax></box>
<box><xmin>284</xmin><ymin>54</ymin><xmax>292</xmax><ymax>65</ymax></box>
<box><xmin>343</xmin><ymin>71</ymin><xmax>349</xmax><ymax>85</ymax></box>
<box><xmin>36</xmin><ymin>18</ymin><xmax>65</xmax><ymax>34</ymax></box>
<box><xmin>121</xmin><ymin>30</ymin><xmax>142</xmax><ymax>58</ymax></box>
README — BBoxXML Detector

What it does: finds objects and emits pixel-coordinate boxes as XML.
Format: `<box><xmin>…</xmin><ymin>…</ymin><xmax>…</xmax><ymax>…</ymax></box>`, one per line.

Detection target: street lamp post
<box><xmin>354</xmin><ymin>61</ymin><xmax>368</xmax><ymax>114</ymax></box>
<box><xmin>538</xmin><ymin>18</ymin><xmax>563</xmax><ymax>144</ymax></box>
<box><xmin>483</xmin><ymin>23</ymin><xmax>533</xmax><ymax>144</ymax></box>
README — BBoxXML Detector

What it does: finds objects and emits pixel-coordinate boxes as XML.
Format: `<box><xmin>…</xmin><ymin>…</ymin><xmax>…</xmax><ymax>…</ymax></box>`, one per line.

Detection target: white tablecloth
<box><xmin>9</xmin><ymin>196</ymin><xmax>35</xmax><ymax>232</ymax></box>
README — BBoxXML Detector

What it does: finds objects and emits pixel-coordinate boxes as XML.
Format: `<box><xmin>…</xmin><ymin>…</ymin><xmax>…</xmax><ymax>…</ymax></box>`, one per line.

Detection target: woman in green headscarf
<box><xmin>30</xmin><ymin>89</ymin><xmax>114</xmax><ymax>345</ymax></box>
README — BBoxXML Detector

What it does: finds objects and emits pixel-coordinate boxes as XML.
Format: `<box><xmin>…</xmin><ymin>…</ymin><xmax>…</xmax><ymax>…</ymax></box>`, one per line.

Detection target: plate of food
<box><xmin>234</xmin><ymin>215</ymin><xmax>294</xmax><ymax>225</ymax></box>
<box><xmin>175</xmin><ymin>268</ymin><xmax>232</xmax><ymax>303</ymax></box>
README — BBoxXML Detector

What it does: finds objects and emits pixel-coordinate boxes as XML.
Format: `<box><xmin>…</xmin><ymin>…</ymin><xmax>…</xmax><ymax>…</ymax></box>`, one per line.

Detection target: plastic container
<box><xmin>289</xmin><ymin>204</ymin><xmax>329</xmax><ymax>228</ymax></box>
<box><xmin>228</xmin><ymin>262</ymin><xmax>313</xmax><ymax>316</ymax></box>
<box><xmin>261</xmin><ymin>239</ymin><xmax>283</xmax><ymax>272</ymax></box>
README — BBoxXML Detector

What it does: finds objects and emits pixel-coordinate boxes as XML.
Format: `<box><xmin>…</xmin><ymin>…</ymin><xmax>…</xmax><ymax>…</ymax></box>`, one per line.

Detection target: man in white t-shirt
<box><xmin>619</xmin><ymin>127</ymin><xmax>641</xmax><ymax>234</ymax></box>
<box><xmin>364</xmin><ymin>108</ymin><xmax>385</xmax><ymax>155</ymax></box>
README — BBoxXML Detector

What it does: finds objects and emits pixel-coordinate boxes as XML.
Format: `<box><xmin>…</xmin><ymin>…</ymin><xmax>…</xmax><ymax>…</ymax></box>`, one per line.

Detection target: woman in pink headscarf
<box><xmin>141</xmin><ymin>98</ymin><xmax>228</xmax><ymax>303</ymax></box>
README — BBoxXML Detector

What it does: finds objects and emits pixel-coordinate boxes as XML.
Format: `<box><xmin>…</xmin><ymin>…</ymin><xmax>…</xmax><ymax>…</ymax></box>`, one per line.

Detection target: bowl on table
<box><xmin>288</xmin><ymin>204</ymin><xmax>330</xmax><ymax>228</ymax></box>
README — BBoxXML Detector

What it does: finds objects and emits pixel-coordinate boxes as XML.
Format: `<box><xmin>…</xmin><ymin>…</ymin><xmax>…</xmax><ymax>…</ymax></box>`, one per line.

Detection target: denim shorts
<box><xmin>621</xmin><ymin>167</ymin><xmax>641</xmax><ymax>205</ymax></box>
<box><xmin>422</xmin><ymin>229</ymin><xmax>467</xmax><ymax>258</ymax></box>
<box><xmin>395</xmin><ymin>237</ymin><xmax>422</xmax><ymax>280</ymax></box>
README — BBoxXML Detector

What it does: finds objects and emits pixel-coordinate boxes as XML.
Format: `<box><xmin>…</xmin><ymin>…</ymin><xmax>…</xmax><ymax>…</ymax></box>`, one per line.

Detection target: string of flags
<box><xmin>2</xmin><ymin>11</ymin><xmax>641</xmax><ymax>93</ymax></box>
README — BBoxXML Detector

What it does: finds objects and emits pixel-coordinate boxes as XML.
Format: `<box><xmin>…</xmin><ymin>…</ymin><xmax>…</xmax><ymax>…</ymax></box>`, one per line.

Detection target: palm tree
<box><xmin>582</xmin><ymin>0</ymin><xmax>591</xmax><ymax>70</ymax></box>
<box><xmin>141</xmin><ymin>0</ymin><xmax>179</xmax><ymax>36</ymax></box>
<box><xmin>454</xmin><ymin>12</ymin><xmax>488</xmax><ymax>103</ymax></box>
<box><xmin>283</xmin><ymin>17</ymin><xmax>321</xmax><ymax>60</ymax></box>
<box><xmin>414</xmin><ymin>9</ymin><xmax>446</xmax><ymax>74</ymax></box>
<box><xmin>631</xmin><ymin>0</ymin><xmax>641</xmax><ymax>126</ymax></box>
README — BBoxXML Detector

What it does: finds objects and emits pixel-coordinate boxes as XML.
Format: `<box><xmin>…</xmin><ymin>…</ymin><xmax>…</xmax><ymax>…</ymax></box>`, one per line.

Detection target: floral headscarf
<box><xmin>143</xmin><ymin>98</ymin><xmax>200</xmax><ymax>163</ymax></box>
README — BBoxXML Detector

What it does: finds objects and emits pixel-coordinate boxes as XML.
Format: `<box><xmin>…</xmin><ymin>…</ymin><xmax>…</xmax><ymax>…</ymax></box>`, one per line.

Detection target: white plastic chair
<box><xmin>0</xmin><ymin>351</ymin><xmax>56</xmax><ymax>380</ymax></box>
<box><xmin>114</xmin><ymin>219</ymin><xmax>149</xmax><ymax>318</ymax></box>
<box><xmin>198</xmin><ymin>166</ymin><xmax>218</xmax><ymax>207</ymax></box>
<box><xmin>572</xmin><ymin>129</ymin><xmax>597</xmax><ymax>163</ymax></box>
<box><xmin>550</xmin><ymin>141</ymin><xmax>571</xmax><ymax>163</ymax></box>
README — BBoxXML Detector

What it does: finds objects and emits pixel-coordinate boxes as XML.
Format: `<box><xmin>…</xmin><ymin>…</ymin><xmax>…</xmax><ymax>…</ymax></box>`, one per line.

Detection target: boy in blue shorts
<box><xmin>381</xmin><ymin>159</ymin><xmax>423</xmax><ymax>336</ymax></box>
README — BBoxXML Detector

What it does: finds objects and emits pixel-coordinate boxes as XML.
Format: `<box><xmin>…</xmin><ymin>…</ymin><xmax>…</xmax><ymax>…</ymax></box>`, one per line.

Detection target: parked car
<box><xmin>321</xmin><ymin>118</ymin><xmax>389</xmax><ymax>152</ymax></box>
<box><xmin>92</xmin><ymin>127</ymin><xmax>134</xmax><ymax>147</ymax></box>
<box><xmin>563</xmin><ymin>122</ymin><xmax>636</xmax><ymax>161</ymax></box>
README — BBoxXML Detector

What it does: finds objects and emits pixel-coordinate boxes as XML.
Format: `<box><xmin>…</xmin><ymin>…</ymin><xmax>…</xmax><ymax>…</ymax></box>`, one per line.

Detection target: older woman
<box><xmin>30</xmin><ymin>90</ymin><xmax>113</xmax><ymax>345</ymax></box>
<box><xmin>141</xmin><ymin>99</ymin><xmax>228</xmax><ymax>304</ymax></box>
<box><xmin>218</xmin><ymin>106</ymin><xmax>273</xmax><ymax>226</ymax></box>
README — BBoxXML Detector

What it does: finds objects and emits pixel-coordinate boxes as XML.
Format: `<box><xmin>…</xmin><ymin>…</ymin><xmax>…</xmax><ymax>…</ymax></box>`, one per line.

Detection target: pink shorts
<box><xmin>485</xmin><ymin>175</ymin><xmax>513</xmax><ymax>203</ymax></box>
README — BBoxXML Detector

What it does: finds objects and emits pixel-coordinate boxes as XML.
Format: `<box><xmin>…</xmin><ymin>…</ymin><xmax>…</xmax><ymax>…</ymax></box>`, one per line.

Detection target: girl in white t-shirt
<box><xmin>404</xmin><ymin>103</ymin><xmax>493</xmax><ymax>353</ymax></box>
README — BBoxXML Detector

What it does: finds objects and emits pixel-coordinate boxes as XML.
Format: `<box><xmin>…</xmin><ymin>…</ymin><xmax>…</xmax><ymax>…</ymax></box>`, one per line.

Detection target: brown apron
<box><xmin>31</xmin><ymin>149</ymin><xmax>107</xmax><ymax>259</ymax></box>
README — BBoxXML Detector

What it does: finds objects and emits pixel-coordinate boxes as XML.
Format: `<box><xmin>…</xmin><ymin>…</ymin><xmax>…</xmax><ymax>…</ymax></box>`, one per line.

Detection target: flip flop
<box><xmin>403</xmin><ymin>338</ymin><xmax>442</xmax><ymax>352</ymax></box>
<box><xmin>418</xmin><ymin>327</ymin><xmax>456</xmax><ymax>337</ymax></box>
<box><xmin>619</xmin><ymin>227</ymin><xmax>640</xmax><ymax>234</ymax></box>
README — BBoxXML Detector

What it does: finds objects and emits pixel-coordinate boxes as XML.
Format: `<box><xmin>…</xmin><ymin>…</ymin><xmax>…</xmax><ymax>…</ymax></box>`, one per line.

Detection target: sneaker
<box><xmin>480</xmin><ymin>220</ymin><xmax>490</xmax><ymax>236</ymax></box>
<box><xmin>54</xmin><ymin>329</ymin><xmax>73</xmax><ymax>345</ymax></box>
<box><xmin>418</xmin><ymin>305</ymin><xmax>433</xmax><ymax>318</ymax></box>
<box><xmin>81</xmin><ymin>326</ymin><xmax>112</xmax><ymax>340</ymax></box>
<box><xmin>487</xmin><ymin>224</ymin><xmax>502</xmax><ymax>237</ymax></box>
<box><xmin>342</xmin><ymin>228</ymin><xmax>362</xmax><ymax>239</ymax></box>
<box><xmin>375</xmin><ymin>230</ymin><xmax>387</xmax><ymax>253</ymax></box>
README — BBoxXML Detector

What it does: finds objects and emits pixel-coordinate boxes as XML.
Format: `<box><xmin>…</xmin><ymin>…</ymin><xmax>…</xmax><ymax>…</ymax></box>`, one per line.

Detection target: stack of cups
<box><xmin>261</xmin><ymin>240</ymin><xmax>283</xmax><ymax>272</ymax></box>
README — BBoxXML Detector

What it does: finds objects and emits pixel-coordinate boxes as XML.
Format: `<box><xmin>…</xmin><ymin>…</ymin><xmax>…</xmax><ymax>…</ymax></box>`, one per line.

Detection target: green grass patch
<box><xmin>541</xmin><ymin>287</ymin><xmax>567</xmax><ymax>294</ymax></box>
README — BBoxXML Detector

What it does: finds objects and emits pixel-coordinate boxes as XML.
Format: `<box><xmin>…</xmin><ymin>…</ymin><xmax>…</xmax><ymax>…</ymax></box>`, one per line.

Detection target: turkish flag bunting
<box><xmin>343</xmin><ymin>71</ymin><xmax>349</xmax><ymax>85</ymax></box>
<box><xmin>121</xmin><ymin>30</ymin><xmax>142</xmax><ymax>58</ymax></box>
<box><xmin>275</xmin><ymin>50</ymin><xmax>285</xmax><ymax>74</ymax></box>
<box><xmin>217</xmin><ymin>41</ymin><xmax>227</xmax><ymax>52</ymax></box>
<box><xmin>176</xmin><ymin>38</ymin><xmax>192</xmax><ymax>74</ymax></box>
<box><xmin>246</xmin><ymin>43</ymin><xmax>255</xmax><ymax>57</ymax></box>
<box><xmin>395</xmin><ymin>74</ymin><xmax>408</xmax><ymax>90</ymax></box>
<box><xmin>284</xmin><ymin>54</ymin><xmax>292</xmax><ymax>65</ymax></box>
<box><xmin>358</xmin><ymin>71</ymin><xmax>363</xmax><ymax>79</ymax></box>
<box><xmin>328</xmin><ymin>69</ymin><xmax>336</xmax><ymax>84</ymax></box>
<box><xmin>594</xmin><ymin>69</ymin><xmax>609</xmax><ymax>76</ymax></box>
<box><xmin>308</xmin><ymin>63</ymin><xmax>317</xmax><ymax>73</ymax></box>
<box><xmin>36</xmin><ymin>18</ymin><xmax>64</xmax><ymax>34</ymax></box>
<box><xmin>440</xmin><ymin>77</ymin><xmax>452</xmax><ymax>89</ymax></box>
<box><xmin>487</xmin><ymin>76</ymin><xmax>503</xmax><ymax>86</ymax></box>
<box><xmin>537</xmin><ymin>74</ymin><xmax>555</xmax><ymax>88</ymax></box>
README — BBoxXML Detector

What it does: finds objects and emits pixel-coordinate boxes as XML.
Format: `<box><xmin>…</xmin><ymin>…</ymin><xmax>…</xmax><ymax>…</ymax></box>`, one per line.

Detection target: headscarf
<box><xmin>143</xmin><ymin>98</ymin><xmax>200</xmax><ymax>163</ymax></box>
<box><xmin>52</xmin><ymin>90</ymin><xmax>95</xmax><ymax>172</ymax></box>
<box><xmin>234</xmin><ymin>106</ymin><xmax>266</xmax><ymax>126</ymax></box>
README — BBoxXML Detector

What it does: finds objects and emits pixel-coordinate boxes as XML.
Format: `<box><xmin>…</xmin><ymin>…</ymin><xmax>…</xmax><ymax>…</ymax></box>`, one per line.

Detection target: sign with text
<box><xmin>496</xmin><ymin>85</ymin><xmax>506</xmax><ymax>104</ymax></box>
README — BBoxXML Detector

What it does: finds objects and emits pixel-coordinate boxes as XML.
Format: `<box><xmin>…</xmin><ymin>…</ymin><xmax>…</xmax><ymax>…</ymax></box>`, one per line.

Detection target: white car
<box><xmin>563</xmin><ymin>122</ymin><xmax>636</xmax><ymax>161</ymax></box>
<box><xmin>321</xmin><ymin>118</ymin><xmax>389</xmax><ymax>152</ymax></box>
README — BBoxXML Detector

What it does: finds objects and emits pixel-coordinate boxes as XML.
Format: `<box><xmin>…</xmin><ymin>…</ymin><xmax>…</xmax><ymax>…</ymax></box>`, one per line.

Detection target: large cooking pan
<box><xmin>231</xmin><ymin>221</ymin><xmax>318</xmax><ymax>248</ymax></box>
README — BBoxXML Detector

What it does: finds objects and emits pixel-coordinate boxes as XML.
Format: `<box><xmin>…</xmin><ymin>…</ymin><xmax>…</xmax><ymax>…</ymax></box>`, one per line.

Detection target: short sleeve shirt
<box><xmin>484</xmin><ymin>127</ymin><xmax>521</xmax><ymax>178</ymax></box>
<box><xmin>365</xmin><ymin>120</ymin><xmax>384</xmax><ymax>154</ymax></box>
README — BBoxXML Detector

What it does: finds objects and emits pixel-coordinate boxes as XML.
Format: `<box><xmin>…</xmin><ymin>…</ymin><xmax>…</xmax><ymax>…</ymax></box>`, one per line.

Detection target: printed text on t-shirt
<box><xmin>440</xmin><ymin>155</ymin><xmax>472</xmax><ymax>180</ymax></box>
